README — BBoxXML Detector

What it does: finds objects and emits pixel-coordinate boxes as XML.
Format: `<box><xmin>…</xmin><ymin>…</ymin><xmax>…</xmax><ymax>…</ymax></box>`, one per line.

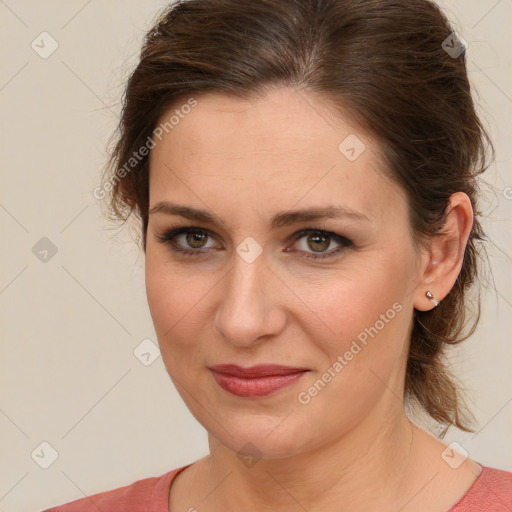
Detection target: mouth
<box><xmin>208</xmin><ymin>364</ymin><xmax>310</xmax><ymax>398</ymax></box>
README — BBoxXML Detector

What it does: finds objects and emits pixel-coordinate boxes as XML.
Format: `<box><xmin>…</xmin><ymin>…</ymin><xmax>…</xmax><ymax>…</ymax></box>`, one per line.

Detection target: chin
<box><xmin>207</xmin><ymin>410</ymin><xmax>319</xmax><ymax>461</ymax></box>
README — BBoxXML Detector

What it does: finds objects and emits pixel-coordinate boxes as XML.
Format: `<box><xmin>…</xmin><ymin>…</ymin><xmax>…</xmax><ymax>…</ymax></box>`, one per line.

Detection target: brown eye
<box><xmin>156</xmin><ymin>226</ymin><xmax>352</xmax><ymax>261</ymax></box>
<box><xmin>156</xmin><ymin>227</ymin><xmax>217</xmax><ymax>257</ymax></box>
<box><xmin>288</xmin><ymin>229</ymin><xmax>353</xmax><ymax>260</ymax></box>
<box><xmin>185</xmin><ymin>230</ymin><xmax>209</xmax><ymax>249</ymax></box>
<box><xmin>306</xmin><ymin>233</ymin><xmax>331</xmax><ymax>253</ymax></box>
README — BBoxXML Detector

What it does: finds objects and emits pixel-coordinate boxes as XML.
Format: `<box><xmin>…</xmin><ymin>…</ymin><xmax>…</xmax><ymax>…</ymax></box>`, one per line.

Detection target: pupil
<box><xmin>309</xmin><ymin>233</ymin><xmax>329</xmax><ymax>252</ymax></box>
<box><xmin>188</xmin><ymin>231</ymin><xmax>206</xmax><ymax>248</ymax></box>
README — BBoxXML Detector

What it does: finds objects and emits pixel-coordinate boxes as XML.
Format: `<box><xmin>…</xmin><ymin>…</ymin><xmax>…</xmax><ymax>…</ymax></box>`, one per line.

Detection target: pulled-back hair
<box><xmin>102</xmin><ymin>0</ymin><xmax>494</xmax><ymax>434</ymax></box>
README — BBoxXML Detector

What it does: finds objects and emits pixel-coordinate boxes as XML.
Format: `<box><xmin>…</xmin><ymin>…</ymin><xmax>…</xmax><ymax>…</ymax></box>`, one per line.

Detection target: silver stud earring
<box><xmin>425</xmin><ymin>290</ymin><xmax>439</xmax><ymax>307</ymax></box>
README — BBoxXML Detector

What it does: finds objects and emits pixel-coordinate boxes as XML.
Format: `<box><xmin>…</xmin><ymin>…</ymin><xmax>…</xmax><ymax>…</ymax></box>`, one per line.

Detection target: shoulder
<box><xmin>40</xmin><ymin>466</ymin><xmax>189</xmax><ymax>512</ymax></box>
<box><xmin>450</xmin><ymin>465</ymin><xmax>512</xmax><ymax>511</ymax></box>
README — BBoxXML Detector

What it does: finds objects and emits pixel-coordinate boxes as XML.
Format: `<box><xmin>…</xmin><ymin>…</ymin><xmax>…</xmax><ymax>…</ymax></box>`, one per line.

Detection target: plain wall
<box><xmin>0</xmin><ymin>1</ymin><xmax>510</xmax><ymax>510</ymax></box>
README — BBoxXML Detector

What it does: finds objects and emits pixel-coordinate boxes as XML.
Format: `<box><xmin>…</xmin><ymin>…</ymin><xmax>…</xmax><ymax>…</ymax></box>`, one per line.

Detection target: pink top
<box><xmin>41</xmin><ymin>464</ymin><xmax>512</xmax><ymax>511</ymax></box>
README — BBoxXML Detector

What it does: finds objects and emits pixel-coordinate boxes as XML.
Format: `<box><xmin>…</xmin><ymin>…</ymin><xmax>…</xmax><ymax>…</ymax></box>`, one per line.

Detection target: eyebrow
<box><xmin>149</xmin><ymin>201</ymin><xmax>370</xmax><ymax>231</ymax></box>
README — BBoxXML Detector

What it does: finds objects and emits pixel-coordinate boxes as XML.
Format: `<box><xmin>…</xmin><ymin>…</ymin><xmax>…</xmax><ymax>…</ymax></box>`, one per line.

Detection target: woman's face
<box><xmin>145</xmin><ymin>87</ymin><xmax>424</xmax><ymax>459</ymax></box>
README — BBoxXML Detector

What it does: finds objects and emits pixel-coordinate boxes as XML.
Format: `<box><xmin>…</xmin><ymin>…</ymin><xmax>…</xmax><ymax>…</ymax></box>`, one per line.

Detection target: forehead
<box><xmin>148</xmin><ymin>88</ymin><xmax>407</xmax><ymax>225</ymax></box>
<box><xmin>151</xmin><ymin>88</ymin><xmax>360</xmax><ymax>168</ymax></box>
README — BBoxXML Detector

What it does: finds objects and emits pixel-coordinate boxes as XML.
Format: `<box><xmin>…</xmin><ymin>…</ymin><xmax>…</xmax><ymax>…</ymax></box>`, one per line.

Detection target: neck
<box><xmin>203</xmin><ymin>402</ymin><xmax>419</xmax><ymax>511</ymax></box>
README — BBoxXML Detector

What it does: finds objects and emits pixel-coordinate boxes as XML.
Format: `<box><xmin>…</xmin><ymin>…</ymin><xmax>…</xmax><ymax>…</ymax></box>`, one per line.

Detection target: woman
<box><xmin>44</xmin><ymin>0</ymin><xmax>512</xmax><ymax>510</ymax></box>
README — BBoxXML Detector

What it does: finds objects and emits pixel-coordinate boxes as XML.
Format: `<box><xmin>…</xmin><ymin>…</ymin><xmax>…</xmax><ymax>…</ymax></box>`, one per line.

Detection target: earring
<box><xmin>425</xmin><ymin>290</ymin><xmax>440</xmax><ymax>307</ymax></box>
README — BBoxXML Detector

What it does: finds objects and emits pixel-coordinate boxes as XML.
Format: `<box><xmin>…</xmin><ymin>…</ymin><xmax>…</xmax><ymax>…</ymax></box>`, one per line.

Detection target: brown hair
<box><xmin>102</xmin><ymin>0</ymin><xmax>494</xmax><ymax>434</ymax></box>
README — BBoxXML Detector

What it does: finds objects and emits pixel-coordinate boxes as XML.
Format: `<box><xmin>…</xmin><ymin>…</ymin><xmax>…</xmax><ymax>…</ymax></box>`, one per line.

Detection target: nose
<box><xmin>214</xmin><ymin>250</ymin><xmax>286</xmax><ymax>348</ymax></box>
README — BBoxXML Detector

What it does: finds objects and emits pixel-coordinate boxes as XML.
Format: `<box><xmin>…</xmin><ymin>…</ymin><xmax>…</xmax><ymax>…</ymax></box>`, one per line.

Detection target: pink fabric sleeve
<box><xmin>449</xmin><ymin>466</ymin><xmax>512</xmax><ymax>511</ymax></box>
<box><xmin>40</xmin><ymin>466</ymin><xmax>189</xmax><ymax>512</ymax></box>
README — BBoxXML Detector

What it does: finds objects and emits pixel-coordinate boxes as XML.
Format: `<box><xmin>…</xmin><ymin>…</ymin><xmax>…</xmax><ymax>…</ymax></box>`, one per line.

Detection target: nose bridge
<box><xmin>215</xmin><ymin>249</ymin><xmax>282</xmax><ymax>346</ymax></box>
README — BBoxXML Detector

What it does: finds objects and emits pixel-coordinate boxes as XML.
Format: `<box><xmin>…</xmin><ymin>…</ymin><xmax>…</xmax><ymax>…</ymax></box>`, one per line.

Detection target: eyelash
<box><xmin>155</xmin><ymin>226</ymin><xmax>353</xmax><ymax>260</ymax></box>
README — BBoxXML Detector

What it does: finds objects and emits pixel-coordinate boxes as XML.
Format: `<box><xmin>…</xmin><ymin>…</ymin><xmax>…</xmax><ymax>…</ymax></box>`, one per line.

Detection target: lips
<box><xmin>209</xmin><ymin>364</ymin><xmax>309</xmax><ymax>398</ymax></box>
<box><xmin>209</xmin><ymin>364</ymin><xmax>309</xmax><ymax>377</ymax></box>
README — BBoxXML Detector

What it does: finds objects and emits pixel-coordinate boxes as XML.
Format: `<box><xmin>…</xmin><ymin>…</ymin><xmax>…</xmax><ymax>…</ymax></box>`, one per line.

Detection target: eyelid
<box><xmin>286</xmin><ymin>228</ymin><xmax>353</xmax><ymax>260</ymax></box>
<box><xmin>155</xmin><ymin>225</ymin><xmax>353</xmax><ymax>259</ymax></box>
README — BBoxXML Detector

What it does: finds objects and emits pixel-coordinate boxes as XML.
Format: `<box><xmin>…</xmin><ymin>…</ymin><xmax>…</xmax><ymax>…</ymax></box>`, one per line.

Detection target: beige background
<box><xmin>0</xmin><ymin>1</ymin><xmax>511</xmax><ymax>510</ymax></box>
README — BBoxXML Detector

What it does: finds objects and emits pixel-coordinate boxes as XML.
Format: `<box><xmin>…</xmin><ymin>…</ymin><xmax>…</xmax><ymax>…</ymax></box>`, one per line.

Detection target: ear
<box><xmin>414</xmin><ymin>192</ymin><xmax>474</xmax><ymax>311</ymax></box>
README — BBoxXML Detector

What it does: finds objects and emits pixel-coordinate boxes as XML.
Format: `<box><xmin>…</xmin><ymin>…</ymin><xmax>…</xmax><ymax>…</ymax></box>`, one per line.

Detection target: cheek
<box><xmin>145</xmin><ymin>251</ymin><xmax>189</xmax><ymax>353</ymax></box>
<box><xmin>301</xmin><ymin>252</ymin><xmax>413</xmax><ymax>382</ymax></box>
<box><xmin>304</xmin><ymin>262</ymin><xmax>408</xmax><ymax>342</ymax></box>
<box><xmin>295</xmin><ymin>277</ymin><xmax>409</xmax><ymax>432</ymax></box>
<box><xmin>145</xmin><ymin>248</ymin><xmax>213</xmax><ymax>370</ymax></box>
<box><xmin>145</xmin><ymin>246</ymin><xmax>202</xmax><ymax>327</ymax></box>
<box><xmin>145</xmin><ymin>253</ymin><xmax>175</xmax><ymax>331</ymax></box>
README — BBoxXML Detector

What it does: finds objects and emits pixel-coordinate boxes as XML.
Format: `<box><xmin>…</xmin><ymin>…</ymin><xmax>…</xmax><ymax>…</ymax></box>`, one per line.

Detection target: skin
<box><xmin>145</xmin><ymin>87</ymin><xmax>481</xmax><ymax>512</ymax></box>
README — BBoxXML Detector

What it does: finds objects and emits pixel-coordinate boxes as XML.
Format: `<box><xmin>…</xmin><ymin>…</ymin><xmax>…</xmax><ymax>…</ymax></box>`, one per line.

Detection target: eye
<box><xmin>286</xmin><ymin>228</ymin><xmax>353</xmax><ymax>260</ymax></box>
<box><xmin>155</xmin><ymin>227</ymin><xmax>217</xmax><ymax>257</ymax></box>
<box><xmin>155</xmin><ymin>226</ymin><xmax>353</xmax><ymax>260</ymax></box>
